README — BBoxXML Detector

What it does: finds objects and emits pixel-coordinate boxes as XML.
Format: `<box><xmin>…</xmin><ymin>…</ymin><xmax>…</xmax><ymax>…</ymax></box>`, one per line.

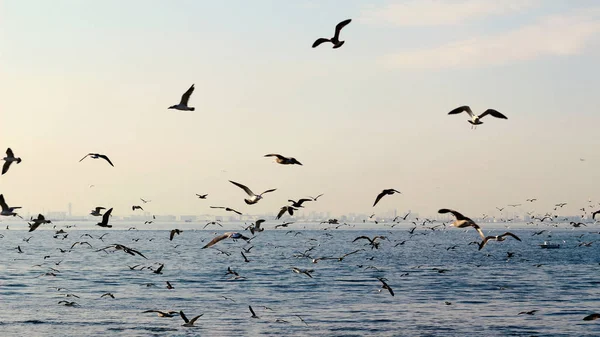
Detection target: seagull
<box><xmin>79</xmin><ymin>153</ymin><xmax>114</xmax><ymax>167</ymax></box>
<box><xmin>249</xmin><ymin>305</ymin><xmax>259</xmax><ymax>318</ymax></box>
<box><xmin>309</xmin><ymin>194</ymin><xmax>324</xmax><ymax>201</ymax></box>
<box><xmin>518</xmin><ymin>310</ymin><xmax>538</xmax><ymax>315</ymax></box>
<box><xmin>196</xmin><ymin>194</ymin><xmax>208</xmax><ymax>199</ymax></box>
<box><xmin>170</xmin><ymin>229</ymin><xmax>182</xmax><ymax>241</ymax></box>
<box><xmin>264</xmin><ymin>154</ymin><xmax>302</xmax><ymax>165</ymax></box>
<box><xmin>353</xmin><ymin>236</ymin><xmax>387</xmax><ymax>249</ymax></box>
<box><xmin>96</xmin><ymin>243</ymin><xmax>147</xmax><ymax>259</ymax></box>
<box><xmin>478</xmin><ymin>232</ymin><xmax>521</xmax><ymax>250</ymax></box>
<box><xmin>28</xmin><ymin>214</ymin><xmax>51</xmax><ymax>232</ymax></box>
<box><xmin>100</xmin><ymin>293</ymin><xmax>115</xmax><ymax>299</ymax></box>
<box><xmin>143</xmin><ymin>310</ymin><xmax>179</xmax><ymax>317</ymax></box>
<box><xmin>0</xmin><ymin>194</ymin><xmax>23</xmax><ymax>218</ymax></box>
<box><xmin>132</xmin><ymin>205</ymin><xmax>143</xmax><ymax>211</ymax></box>
<box><xmin>2</xmin><ymin>148</ymin><xmax>22</xmax><ymax>175</ymax></box>
<box><xmin>277</xmin><ymin>206</ymin><xmax>297</xmax><ymax>220</ymax></box>
<box><xmin>438</xmin><ymin>209</ymin><xmax>485</xmax><ymax>239</ymax></box>
<box><xmin>153</xmin><ymin>264</ymin><xmax>164</xmax><ymax>275</ymax></box>
<box><xmin>288</xmin><ymin>199</ymin><xmax>312</xmax><ymax>208</ymax></box>
<box><xmin>140</xmin><ymin>198</ymin><xmax>151</xmax><ymax>204</ymax></box>
<box><xmin>90</xmin><ymin>207</ymin><xmax>105</xmax><ymax>216</ymax></box>
<box><xmin>447</xmin><ymin>106</ymin><xmax>508</xmax><ymax>129</ymax></box>
<box><xmin>592</xmin><ymin>210</ymin><xmax>600</xmax><ymax>220</ymax></box>
<box><xmin>249</xmin><ymin>219</ymin><xmax>265</xmax><ymax>235</ymax></box>
<box><xmin>229</xmin><ymin>180</ymin><xmax>276</xmax><ymax>205</ymax></box>
<box><xmin>373</xmin><ymin>189</ymin><xmax>401</xmax><ymax>207</ymax></box>
<box><xmin>312</xmin><ymin>19</ymin><xmax>352</xmax><ymax>49</ymax></box>
<box><xmin>377</xmin><ymin>277</ymin><xmax>394</xmax><ymax>296</ymax></box>
<box><xmin>526</xmin><ymin>199</ymin><xmax>537</xmax><ymax>202</ymax></box>
<box><xmin>179</xmin><ymin>311</ymin><xmax>203</xmax><ymax>327</ymax></box>
<box><xmin>202</xmin><ymin>232</ymin><xmax>250</xmax><ymax>249</ymax></box>
<box><xmin>96</xmin><ymin>208</ymin><xmax>113</xmax><ymax>228</ymax></box>
<box><xmin>210</xmin><ymin>206</ymin><xmax>242</xmax><ymax>215</ymax></box>
<box><xmin>583</xmin><ymin>313</ymin><xmax>600</xmax><ymax>321</ymax></box>
<box><xmin>166</xmin><ymin>281</ymin><xmax>174</xmax><ymax>289</ymax></box>
<box><xmin>292</xmin><ymin>267</ymin><xmax>314</xmax><ymax>278</ymax></box>
<box><xmin>168</xmin><ymin>84</ymin><xmax>196</xmax><ymax>111</ymax></box>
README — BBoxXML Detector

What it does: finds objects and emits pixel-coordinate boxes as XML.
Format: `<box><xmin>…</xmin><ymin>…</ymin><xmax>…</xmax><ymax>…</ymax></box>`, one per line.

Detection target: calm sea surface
<box><xmin>1</xmin><ymin>222</ymin><xmax>599</xmax><ymax>336</ymax></box>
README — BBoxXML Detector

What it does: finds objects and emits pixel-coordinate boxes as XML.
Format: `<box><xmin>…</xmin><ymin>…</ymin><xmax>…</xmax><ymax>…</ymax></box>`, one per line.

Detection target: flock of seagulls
<box><xmin>1</xmin><ymin>14</ymin><xmax>597</xmax><ymax>333</ymax></box>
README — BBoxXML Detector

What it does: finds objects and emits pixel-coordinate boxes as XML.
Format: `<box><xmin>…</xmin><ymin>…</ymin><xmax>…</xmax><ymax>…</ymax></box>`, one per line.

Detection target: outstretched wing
<box><xmin>373</xmin><ymin>191</ymin><xmax>386</xmax><ymax>207</ymax></box>
<box><xmin>229</xmin><ymin>180</ymin><xmax>255</xmax><ymax>196</ymax></box>
<box><xmin>102</xmin><ymin>208</ymin><xmax>113</xmax><ymax>225</ymax></box>
<box><xmin>79</xmin><ymin>153</ymin><xmax>92</xmax><ymax>162</ymax></box>
<box><xmin>353</xmin><ymin>236</ymin><xmax>371</xmax><ymax>243</ymax></box>
<box><xmin>0</xmin><ymin>194</ymin><xmax>8</xmax><ymax>211</ymax></box>
<box><xmin>438</xmin><ymin>208</ymin><xmax>466</xmax><ymax>220</ymax></box>
<box><xmin>312</xmin><ymin>38</ymin><xmax>330</xmax><ymax>48</ymax></box>
<box><xmin>277</xmin><ymin>207</ymin><xmax>287</xmax><ymax>220</ymax></box>
<box><xmin>2</xmin><ymin>161</ymin><xmax>11</xmax><ymax>175</ymax></box>
<box><xmin>98</xmin><ymin>154</ymin><xmax>114</xmax><ymax>167</ymax></box>
<box><xmin>264</xmin><ymin>154</ymin><xmax>283</xmax><ymax>159</ymax></box>
<box><xmin>448</xmin><ymin>106</ymin><xmax>473</xmax><ymax>117</ymax></box>
<box><xmin>333</xmin><ymin>19</ymin><xmax>352</xmax><ymax>40</ymax></box>
<box><xmin>189</xmin><ymin>314</ymin><xmax>203</xmax><ymax>325</ymax></box>
<box><xmin>500</xmin><ymin>232</ymin><xmax>521</xmax><ymax>241</ymax></box>
<box><xmin>180</xmin><ymin>84</ymin><xmax>195</xmax><ymax>106</ymax></box>
<box><xmin>202</xmin><ymin>234</ymin><xmax>228</xmax><ymax>249</ymax></box>
<box><xmin>260</xmin><ymin>188</ymin><xmax>277</xmax><ymax>196</ymax></box>
<box><xmin>479</xmin><ymin>109</ymin><xmax>507</xmax><ymax>120</ymax></box>
<box><xmin>179</xmin><ymin>310</ymin><xmax>189</xmax><ymax>323</ymax></box>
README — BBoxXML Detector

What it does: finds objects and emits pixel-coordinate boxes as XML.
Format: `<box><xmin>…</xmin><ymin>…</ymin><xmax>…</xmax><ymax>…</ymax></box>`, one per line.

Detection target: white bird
<box><xmin>2</xmin><ymin>148</ymin><xmax>22</xmax><ymax>175</ymax></box>
<box><xmin>229</xmin><ymin>180</ymin><xmax>276</xmax><ymax>205</ymax></box>
<box><xmin>0</xmin><ymin>194</ymin><xmax>23</xmax><ymax>218</ymax></box>
<box><xmin>448</xmin><ymin>106</ymin><xmax>507</xmax><ymax>129</ymax></box>
<box><xmin>168</xmin><ymin>84</ymin><xmax>195</xmax><ymax>111</ymax></box>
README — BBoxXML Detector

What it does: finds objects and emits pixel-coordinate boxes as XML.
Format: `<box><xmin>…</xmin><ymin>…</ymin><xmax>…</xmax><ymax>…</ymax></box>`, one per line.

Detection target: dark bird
<box><xmin>241</xmin><ymin>252</ymin><xmax>250</xmax><ymax>263</ymax></box>
<box><xmin>170</xmin><ymin>229</ymin><xmax>182</xmax><ymax>241</ymax></box>
<box><xmin>292</xmin><ymin>267</ymin><xmax>314</xmax><ymax>278</ymax></box>
<box><xmin>373</xmin><ymin>189</ymin><xmax>401</xmax><ymax>207</ymax></box>
<box><xmin>592</xmin><ymin>210</ymin><xmax>600</xmax><ymax>220</ymax></box>
<box><xmin>143</xmin><ymin>310</ymin><xmax>179</xmax><ymax>317</ymax></box>
<box><xmin>264</xmin><ymin>154</ymin><xmax>302</xmax><ymax>165</ymax></box>
<box><xmin>229</xmin><ymin>180</ymin><xmax>276</xmax><ymax>205</ymax></box>
<box><xmin>526</xmin><ymin>198</ymin><xmax>537</xmax><ymax>202</ymax></box>
<box><xmin>196</xmin><ymin>194</ymin><xmax>208</xmax><ymax>199</ymax></box>
<box><xmin>179</xmin><ymin>310</ymin><xmax>203</xmax><ymax>327</ymax></box>
<box><xmin>570</xmin><ymin>222</ymin><xmax>587</xmax><ymax>228</ymax></box>
<box><xmin>153</xmin><ymin>264</ymin><xmax>164</xmax><ymax>274</ymax></box>
<box><xmin>96</xmin><ymin>243</ymin><xmax>147</xmax><ymax>259</ymax></box>
<box><xmin>353</xmin><ymin>236</ymin><xmax>387</xmax><ymax>249</ymax></box>
<box><xmin>132</xmin><ymin>205</ymin><xmax>144</xmax><ymax>211</ymax></box>
<box><xmin>583</xmin><ymin>313</ymin><xmax>600</xmax><ymax>321</ymax></box>
<box><xmin>312</xmin><ymin>19</ymin><xmax>352</xmax><ymax>49</ymax></box>
<box><xmin>309</xmin><ymin>194</ymin><xmax>324</xmax><ymax>201</ymax></box>
<box><xmin>249</xmin><ymin>219</ymin><xmax>265</xmax><ymax>235</ymax></box>
<box><xmin>288</xmin><ymin>199</ymin><xmax>312</xmax><ymax>208</ymax></box>
<box><xmin>2</xmin><ymin>148</ymin><xmax>22</xmax><ymax>175</ymax></box>
<box><xmin>478</xmin><ymin>232</ymin><xmax>521</xmax><ymax>250</ymax></box>
<box><xmin>168</xmin><ymin>84</ymin><xmax>196</xmax><ymax>111</ymax></box>
<box><xmin>202</xmin><ymin>232</ymin><xmax>250</xmax><ymax>249</ymax></box>
<box><xmin>166</xmin><ymin>281</ymin><xmax>174</xmax><ymax>289</ymax></box>
<box><xmin>140</xmin><ymin>198</ymin><xmax>151</xmax><ymax>203</ymax></box>
<box><xmin>277</xmin><ymin>206</ymin><xmax>297</xmax><ymax>220</ymax></box>
<box><xmin>275</xmin><ymin>222</ymin><xmax>294</xmax><ymax>229</ymax></box>
<box><xmin>79</xmin><ymin>153</ymin><xmax>114</xmax><ymax>167</ymax></box>
<box><xmin>90</xmin><ymin>207</ymin><xmax>105</xmax><ymax>216</ymax></box>
<box><xmin>100</xmin><ymin>293</ymin><xmax>115</xmax><ymax>299</ymax></box>
<box><xmin>448</xmin><ymin>106</ymin><xmax>508</xmax><ymax>129</ymax></box>
<box><xmin>0</xmin><ymin>194</ymin><xmax>23</xmax><ymax>218</ymax></box>
<box><xmin>518</xmin><ymin>310</ymin><xmax>538</xmax><ymax>315</ymax></box>
<box><xmin>377</xmin><ymin>277</ymin><xmax>394</xmax><ymax>296</ymax></box>
<box><xmin>210</xmin><ymin>206</ymin><xmax>242</xmax><ymax>215</ymax></box>
<box><xmin>28</xmin><ymin>214</ymin><xmax>51</xmax><ymax>232</ymax></box>
<box><xmin>249</xmin><ymin>305</ymin><xmax>259</xmax><ymax>318</ymax></box>
<box><xmin>96</xmin><ymin>208</ymin><xmax>113</xmax><ymax>228</ymax></box>
<box><xmin>438</xmin><ymin>209</ymin><xmax>485</xmax><ymax>239</ymax></box>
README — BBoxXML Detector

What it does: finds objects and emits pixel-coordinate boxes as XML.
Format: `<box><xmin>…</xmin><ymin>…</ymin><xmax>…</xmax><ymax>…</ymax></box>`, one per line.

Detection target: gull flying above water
<box><xmin>373</xmin><ymin>189</ymin><xmax>401</xmax><ymax>207</ymax></box>
<box><xmin>0</xmin><ymin>194</ymin><xmax>23</xmax><ymax>218</ymax></box>
<box><xmin>438</xmin><ymin>209</ymin><xmax>485</xmax><ymax>239</ymax></box>
<box><xmin>196</xmin><ymin>194</ymin><xmax>208</xmax><ymax>199</ymax></box>
<box><xmin>264</xmin><ymin>154</ymin><xmax>302</xmax><ymax>165</ymax></box>
<box><xmin>202</xmin><ymin>232</ymin><xmax>250</xmax><ymax>249</ymax></box>
<box><xmin>168</xmin><ymin>84</ymin><xmax>196</xmax><ymax>111</ymax></box>
<box><xmin>210</xmin><ymin>206</ymin><xmax>242</xmax><ymax>215</ymax></box>
<box><xmin>28</xmin><ymin>214</ymin><xmax>51</xmax><ymax>232</ymax></box>
<box><xmin>229</xmin><ymin>180</ymin><xmax>276</xmax><ymax>205</ymax></box>
<box><xmin>312</xmin><ymin>19</ymin><xmax>352</xmax><ymax>49</ymax></box>
<box><xmin>132</xmin><ymin>205</ymin><xmax>143</xmax><ymax>211</ymax></box>
<box><xmin>448</xmin><ymin>106</ymin><xmax>508</xmax><ymax>129</ymax></box>
<box><xmin>377</xmin><ymin>277</ymin><xmax>394</xmax><ymax>296</ymax></box>
<box><xmin>179</xmin><ymin>311</ymin><xmax>203</xmax><ymax>327</ymax></box>
<box><xmin>79</xmin><ymin>153</ymin><xmax>114</xmax><ymax>167</ymax></box>
<box><xmin>96</xmin><ymin>208</ymin><xmax>113</xmax><ymax>228</ymax></box>
<box><xmin>479</xmin><ymin>232</ymin><xmax>521</xmax><ymax>250</ymax></box>
<box><xmin>2</xmin><ymin>148</ymin><xmax>22</xmax><ymax>175</ymax></box>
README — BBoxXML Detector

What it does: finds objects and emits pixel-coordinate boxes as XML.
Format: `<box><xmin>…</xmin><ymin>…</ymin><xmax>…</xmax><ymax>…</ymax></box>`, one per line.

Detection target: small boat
<box><xmin>540</xmin><ymin>241</ymin><xmax>560</xmax><ymax>249</ymax></box>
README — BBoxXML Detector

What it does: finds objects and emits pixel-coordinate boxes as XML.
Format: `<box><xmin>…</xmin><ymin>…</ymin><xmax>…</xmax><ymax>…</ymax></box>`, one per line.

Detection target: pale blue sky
<box><xmin>2</xmin><ymin>0</ymin><xmax>599</xmax><ymax>218</ymax></box>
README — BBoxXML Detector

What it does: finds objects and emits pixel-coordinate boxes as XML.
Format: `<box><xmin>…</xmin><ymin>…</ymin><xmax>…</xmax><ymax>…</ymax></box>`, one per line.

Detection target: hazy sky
<box><xmin>2</xmin><ymin>0</ymin><xmax>599</xmax><ymax>219</ymax></box>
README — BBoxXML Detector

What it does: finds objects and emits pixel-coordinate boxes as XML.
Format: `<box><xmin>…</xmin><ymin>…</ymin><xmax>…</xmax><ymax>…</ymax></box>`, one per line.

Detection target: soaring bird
<box><xmin>140</xmin><ymin>198</ymin><xmax>151</xmax><ymax>203</ymax></box>
<box><xmin>448</xmin><ymin>106</ymin><xmax>507</xmax><ymax>129</ymax></box>
<box><xmin>2</xmin><ymin>148</ymin><xmax>22</xmax><ymax>175</ymax></box>
<box><xmin>179</xmin><ymin>311</ymin><xmax>203</xmax><ymax>327</ymax></box>
<box><xmin>312</xmin><ymin>19</ymin><xmax>352</xmax><ymax>49</ymax></box>
<box><xmin>90</xmin><ymin>207</ymin><xmax>105</xmax><ymax>216</ymax></box>
<box><xmin>132</xmin><ymin>205</ymin><xmax>144</xmax><ymax>211</ymax></box>
<box><xmin>28</xmin><ymin>214</ymin><xmax>51</xmax><ymax>232</ymax></box>
<box><xmin>264</xmin><ymin>154</ymin><xmax>302</xmax><ymax>165</ymax></box>
<box><xmin>196</xmin><ymin>194</ymin><xmax>208</xmax><ymax>199</ymax></box>
<box><xmin>438</xmin><ymin>209</ymin><xmax>485</xmax><ymax>239</ymax></box>
<box><xmin>277</xmin><ymin>206</ymin><xmax>297</xmax><ymax>220</ymax></box>
<box><xmin>97</xmin><ymin>243</ymin><xmax>147</xmax><ymax>259</ymax></box>
<box><xmin>79</xmin><ymin>153</ymin><xmax>114</xmax><ymax>167</ymax></box>
<box><xmin>168</xmin><ymin>84</ymin><xmax>196</xmax><ymax>111</ymax></box>
<box><xmin>373</xmin><ymin>189</ymin><xmax>401</xmax><ymax>207</ymax></box>
<box><xmin>583</xmin><ymin>313</ymin><xmax>600</xmax><ymax>321</ymax></box>
<box><xmin>249</xmin><ymin>219</ymin><xmax>265</xmax><ymax>235</ymax></box>
<box><xmin>229</xmin><ymin>180</ymin><xmax>276</xmax><ymax>205</ymax></box>
<box><xmin>170</xmin><ymin>229</ymin><xmax>182</xmax><ymax>241</ymax></box>
<box><xmin>142</xmin><ymin>310</ymin><xmax>179</xmax><ymax>318</ymax></box>
<box><xmin>202</xmin><ymin>232</ymin><xmax>250</xmax><ymax>249</ymax></box>
<box><xmin>210</xmin><ymin>206</ymin><xmax>242</xmax><ymax>215</ymax></box>
<box><xmin>288</xmin><ymin>199</ymin><xmax>312</xmax><ymax>208</ymax></box>
<box><xmin>353</xmin><ymin>235</ymin><xmax>387</xmax><ymax>249</ymax></box>
<box><xmin>309</xmin><ymin>193</ymin><xmax>324</xmax><ymax>201</ymax></box>
<box><xmin>592</xmin><ymin>210</ymin><xmax>600</xmax><ymax>220</ymax></box>
<box><xmin>478</xmin><ymin>232</ymin><xmax>521</xmax><ymax>250</ymax></box>
<box><xmin>377</xmin><ymin>277</ymin><xmax>394</xmax><ymax>296</ymax></box>
<box><xmin>0</xmin><ymin>194</ymin><xmax>23</xmax><ymax>218</ymax></box>
<box><xmin>96</xmin><ymin>208</ymin><xmax>113</xmax><ymax>228</ymax></box>
<box><xmin>292</xmin><ymin>267</ymin><xmax>314</xmax><ymax>278</ymax></box>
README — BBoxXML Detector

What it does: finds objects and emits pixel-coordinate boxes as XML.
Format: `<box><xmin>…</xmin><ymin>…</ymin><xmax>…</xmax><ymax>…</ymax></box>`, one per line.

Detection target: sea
<box><xmin>0</xmin><ymin>221</ymin><xmax>599</xmax><ymax>336</ymax></box>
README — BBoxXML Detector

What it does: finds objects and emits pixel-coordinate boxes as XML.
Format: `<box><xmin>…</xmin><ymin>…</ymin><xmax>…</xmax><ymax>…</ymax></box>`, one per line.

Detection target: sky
<box><xmin>1</xmin><ymin>0</ymin><xmax>600</xmax><ymax>219</ymax></box>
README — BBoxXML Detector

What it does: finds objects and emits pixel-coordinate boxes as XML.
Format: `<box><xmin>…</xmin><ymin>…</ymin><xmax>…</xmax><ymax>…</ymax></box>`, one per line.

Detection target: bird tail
<box><xmin>17</xmin><ymin>158</ymin><xmax>22</xmax><ymax>163</ymax></box>
<box><xmin>189</xmin><ymin>107</ymin><xmax>195</xmax><ymax>111</ymax></box>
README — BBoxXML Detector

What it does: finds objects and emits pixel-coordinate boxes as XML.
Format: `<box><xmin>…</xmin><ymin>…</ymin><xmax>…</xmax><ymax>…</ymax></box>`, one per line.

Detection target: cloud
<box><xmin>382</xmin><ymin>9</ymin><xmax>600</xmax><ymax>69</ymax></box>
<box><xmin>360</xmin><ymin>0</ymin><xmax>540</xmax><ymax>27</ymax></box>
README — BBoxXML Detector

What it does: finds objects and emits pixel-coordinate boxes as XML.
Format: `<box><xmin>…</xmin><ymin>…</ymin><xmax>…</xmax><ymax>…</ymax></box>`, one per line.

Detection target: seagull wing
<box><xmin>478</xmin><ymin>237</ymin><xmax>492</xmax><ymax>250</ymax></box>
<box><xmin>438</xmin><ymin>208</ymin><xmax>467</xmax><ymax>220</ymax></box>
<box><xmin>249</xmin><ymin>305</ymin><xmax>257</xmax><ymax>317</ymax></box>
<box><xmin>448</xmin><ymin>106</ymin><xmax>473</xmax><ymax>117</ymax></box>
<box><xmin>0</xmin><ymin>194</ymin><xmax>8</xmax><ymax>211</ymax></box>
<box><xmin>180</xmin><ymin>84</ymin><xmax>195</xmax><ymax>106</ymax></box>
<box><xmin>79</xmin><ymin>153</ymin><xmax>92</xmax><ymax>162</ymax></box>
<box><xmin>229</xmin><ymin>180</ymin><xmax>255</xmax><ymax>197</ymax></box>
<box><xmin>313</xmin><ymin>193</ymin><xmax>324</xmax><ymax>200</ymax></box>
<box><xmin>264</xmin><ymin>154</ymin><xmax>284</xmax><ymax>159</ymax></box>
<box><xmin>353</xmin><ymin>236</ymin><xmax>371</xmax><ymax>243</ymax></box>
<box><xmin>373</xmin><ymin>191</ymin><xmax>387</xmax><ymax>207</ymax></box>
<box><xmin>202</xmin><ymin>234</ymin><xmax>229</xmax><ymax>249</ymax></box>
<box><xmin>479</xmin><ymin>109</ymin><xmax>507</xmax><ymax>120</ymax></box>
<box><xmin>189</xmin><ymin>314</ymin><xmax>203</xmax><ymax>325</ymax></box>
<box><xmin>97</xmin><ymin>154</ymin><xmax>114</xmax><ymax>167</ymax></box>
<box><xmin>169</xmin><ymin>230</ymin><xmax>176</xmax><ymax>241</ymax></box>
<box><xmin>277</xmin><ymin>207</ymin><xmax>287</xmax><ymax>220</ymax></box>
<box><xmin>210</xmin><ymin>206</ymin><xmax>225</xmax><ymax>210</ymax></box>
<box><xmin>500</xmin><ymin>232</ymin><xmax>521</xmax><ymax>241</ymax></box>
<box><xmin>179</xmin><ymin>311</ymin><xmax>189</xmax><ymax>323</ymax></box>
<box><xmin>333</xmin><ymin>19</ymin><xmax>352</xmax><ymax>40</ymax></box>
<box><xmin>101</xmin><ymin>208</ymin><xmax>113</xmax><ymax>226</ymax></box>
<box><xmin>95</xmin><ymin>207</ymin><xmax>106</xmax><ymax>212</ymax></box>
<box><xmin>2</xmin><ymin>161</ymin><xmax>11</xmax><ymax>175</ymax></box>
<box><xmin>260</xmin><ymin>188</ymin><xmax>277</xmax><ymax>196</ymax></box>
<box><xmin>229</xmin><ymin>208</ymin><xmax>242</xmax><ymax>215</ymax></box>
<box><xmin>312</xmin><ymin>38</ymin><xmax>331</xmax><ymax>48</ymax></box>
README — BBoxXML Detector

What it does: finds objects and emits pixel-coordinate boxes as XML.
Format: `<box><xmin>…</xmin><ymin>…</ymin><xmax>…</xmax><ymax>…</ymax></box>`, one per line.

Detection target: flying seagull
<box><xmin>2</xmin><ymin>148</ymin><xmax>22</xmax><ymax>175</ymax></box>
<box><xmin>168</xmin><ymin>84</ymin><xmax>195</xmax><ymax>111</ymax></box>
<box><xmin>353</xmin><ymin>235</ymin><xmax>387</xmax><ymax>249</ymax></box>
<box><xmin>0</xmin><ymin>194</ymin><xmax>23</xmax><ymax>218</ymax></box>
<box><xmin>202</xmin><ymin>232</ymin><xmax>250</xmax><ymax>249</ymax></box>
<box><xmin>142</xmin><ymin>310</ymin><xmax>179</xmax><ymax>317</ymax></box>
<box><xmin>309</xmin><ymin>193</ymin><xmax>324</xmax><ymax>201</ymax></box>
<box><xmin>229</xmin><ymin>180</ymin><xmax>276</xmax><ymax>205</ymax></box>
<box><xmin>96</xmin><ymin>208</ymin><xmax>113</xmax><ymax>228</ymax></box>
<box><xmin>140</xmin><ymin>198</ymin><xmax>151</xmax><ymax>203</ymax></box>
<box><xmin>479</xmin><ymin>232</ymin><xmax>521</xmax><ymax>250</ymax></box>
<box><xmin>90</xmin><ymin>207</ymin><xmax>105</xmax><ymax>216</ymax></box>
<box><xmin>592</xmin><ymin>210</ymin><xmax>600</xmax><ymax>220</ymax></box>
<box><xmin>79</xmin><ymin>153</ymin><xmax>114</xmax><ymax>167</ymax></box>
<box><xmin>28</xmin><ymin>214</ymin><xmax>51</xmax><ymax>232</ymax></box>
<box><xmin>288</xmin><ymin>199</ymin><xmax>312</xmax><ymax>208</ymax></box>
<box><xmin>132</xmin><ymin>205</ymin><xmax>143</xmax><ymax>211</ymax></box>
<box><xmin>210</xmin><ymin>206</ymin><xmax>242</xmax><ymax>215</ymax></box>
<box><xmin>373</xmin><ymin>189</ymin><xmax>401</xmax><ymax>207</ymax></box>
<box><xmin>170</xmin><ymin>229</ymin><xmax>182</xmax><ymax>241</ymax></box>
<box><xmin>438</xmin><ymin>209</ymin><xmax>485</xmax><ymax>239</ymax></box>
<box><xmin>377</xmin><ymin>277</ymin><xmax>394</xmax><ymax>296</ymax></box>
<box><xmin>448</xmin><ymin>106</ymin><xmax>507</xmax><ymax>129</ymax></box>
<box><xmin>196</xmin><ymin>194</ymin><xmax>208</xmax><ymax>199</ymax></box>
<box><xmin>179</xmin><ymin>310</ymin><xmax>203</xmax><ymax>327</ymax></box>
<box><xmin>277</xmin><ymin>206</ymin><xmax>297</xmax><ymax>220</ymax></box>
<box><xmin>249</xmin><ymin>219</ymin><xmax>265</xmax><ymax>235</ymax></box>
<box><xmin>264</xmin><ymin>154</ymin><xmax>302</xmax><ymax>165</ymax></box>
<box><xmin>312</xmin><ymin>19</ymin><xmax>352</xmax><ymax>49</ymax></box>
